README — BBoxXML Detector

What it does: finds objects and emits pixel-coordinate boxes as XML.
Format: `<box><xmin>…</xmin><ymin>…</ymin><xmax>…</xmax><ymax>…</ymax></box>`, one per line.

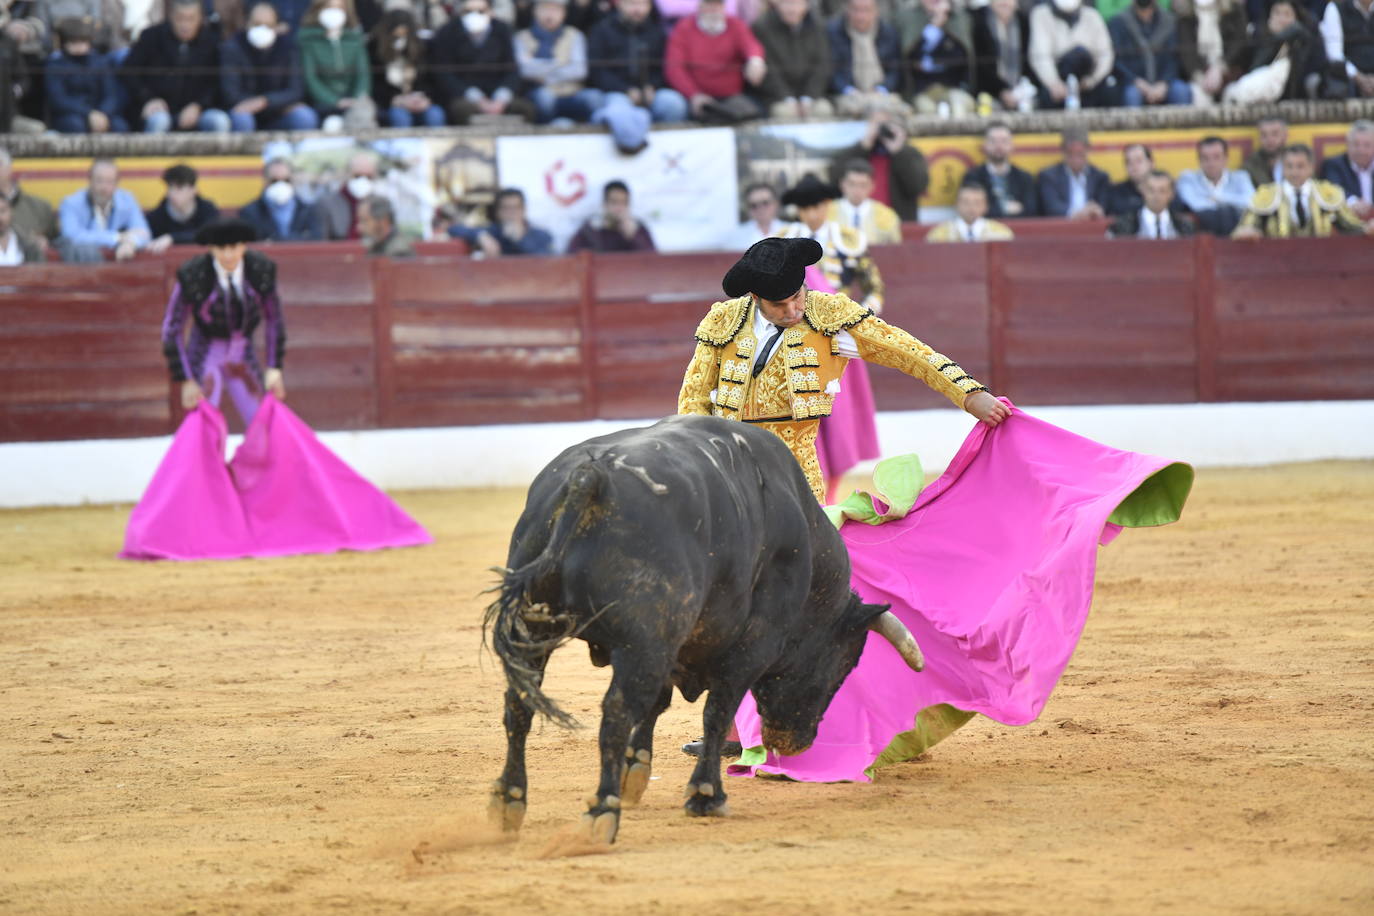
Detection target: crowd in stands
<box><xmin>941</xmin><ymin>116</ymin><xmax>1374</xmax><ymax>238</ymax></box>
<box><xmin>0</xmin><ymin>115</ymin><xmax>1371</xmax><ymax>266</ymax></box>
<box><xmin>3</xmin><ymin>0</ymin><xmax>1374</xmax><ymax>138</ymax></box>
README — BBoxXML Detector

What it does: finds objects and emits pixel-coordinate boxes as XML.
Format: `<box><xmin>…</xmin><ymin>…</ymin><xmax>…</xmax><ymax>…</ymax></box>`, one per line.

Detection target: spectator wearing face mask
<box><xmin>220</xmin><ymin>1</ymin><xmax>320</xmax><ymax>131</ymax></box>
<box><xmin>146</xmin><ymin>164</ymin><xmax>222</xmax><ymax>247</ymax></box>
<box><xmin>369</xmin><ymin>8</ymin><xmax>446</xmax><ymax>126</ymax></box>
<box><xmin>238</xmin><ymin>157</ymin><xmax>326</xmax><ymax>242</ymax></box>
<box><xmin>429</xmin><ymin>0</ymin><xmax>537</xmax><ymax>124</ymax></box>
<box><xmin>316</xmin><ymin>151</ymin><xmax>386</xmax><ymax>241</ymax></box>
<box><xmin>121</xmin><ymin>0</ymin><xmax>233</xmax><ymax>132</ymax></box>
<box><xmin>1028</xmin><ymin>0</ymin><xmax>1117</xmax><ymax>108</ymax></box>
<box><xmin>46</xmin><ymin>17</ymin><xmax>129</xmax><ymax>134</ymax></box>
<box><xmin>299</xmin><ymin>0</ymin><xmax>376</xmax><ymax>130</ymax></box>
<box><xmin>515</xmin><ymin>0</ymin><xmax>600</xmax><ymax>124</ymax></box>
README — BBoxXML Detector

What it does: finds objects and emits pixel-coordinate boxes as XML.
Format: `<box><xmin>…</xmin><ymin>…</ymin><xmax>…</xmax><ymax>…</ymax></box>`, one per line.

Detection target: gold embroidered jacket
<box><xmin>678</xmin><ymin>291</ymin><xmax>987</xmax><ymax>499</ymax></box>
<box><xmin>1234</xmin><ymin>180</ymin><xmax>1367</xmax><ymax>238</ymax></box>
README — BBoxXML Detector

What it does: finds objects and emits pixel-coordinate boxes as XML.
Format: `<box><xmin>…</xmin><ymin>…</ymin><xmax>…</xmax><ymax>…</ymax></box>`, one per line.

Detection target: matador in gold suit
<box><xmin>678</xmin><ymin>238</ymin><xmax>1008</xmax><ymax>501</ymax></box>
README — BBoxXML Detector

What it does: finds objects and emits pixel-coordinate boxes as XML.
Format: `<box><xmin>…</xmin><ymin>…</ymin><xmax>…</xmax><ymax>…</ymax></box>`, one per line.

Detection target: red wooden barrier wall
<box><xmin>1</xmin><ymin>235</ymin><xmax>1371</xmax><ymax>443</ymax></box>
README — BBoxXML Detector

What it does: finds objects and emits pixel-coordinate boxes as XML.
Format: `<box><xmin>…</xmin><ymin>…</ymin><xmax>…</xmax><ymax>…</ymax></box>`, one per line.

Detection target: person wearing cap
<box><xmin>777</xmin><ymin>173</ymin><xmax>884</xmax><ymax>315</ymax></box>
<box><xmin>161</xmin><ymin>219</ymin><xmax>286</xmax><ymax>426</ymax></box>
<box><xmin>678</xmin><ymin>235</ymin><xmax>1008</xmax><ymax>501</ymax></box>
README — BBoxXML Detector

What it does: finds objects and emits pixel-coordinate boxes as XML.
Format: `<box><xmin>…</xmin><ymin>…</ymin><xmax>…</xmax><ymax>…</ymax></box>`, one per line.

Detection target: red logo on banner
<box><xmin>545</xmin><ymin>160</ymin><xmax>587</xmax><ymax>208</ymax></box>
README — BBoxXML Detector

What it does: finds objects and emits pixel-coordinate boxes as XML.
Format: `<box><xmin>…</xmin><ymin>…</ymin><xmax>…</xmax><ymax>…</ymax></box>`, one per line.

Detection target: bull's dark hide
<box><xmin>484</xmin><ymin>415</ymin><xmax>920</xmax><ymax>844</ymax></box>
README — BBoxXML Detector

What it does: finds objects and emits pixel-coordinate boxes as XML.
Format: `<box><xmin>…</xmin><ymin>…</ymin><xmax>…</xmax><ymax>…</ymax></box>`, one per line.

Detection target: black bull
<box><xmin>485</xmin><ymin>415</ymin><xmax>925</xmax><ymax>843</ymax></box>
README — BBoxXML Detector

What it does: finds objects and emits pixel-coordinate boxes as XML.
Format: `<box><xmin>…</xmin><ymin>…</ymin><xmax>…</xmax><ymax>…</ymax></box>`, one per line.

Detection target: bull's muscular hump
<box><xmin>484</xmin><ymin>415</ymin><xmax>923</xmax><ymax>844</ymax></box>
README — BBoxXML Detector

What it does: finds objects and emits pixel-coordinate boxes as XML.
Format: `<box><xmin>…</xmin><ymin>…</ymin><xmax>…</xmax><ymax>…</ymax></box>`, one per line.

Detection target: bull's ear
<box><xmin>846</xmin><ymin>596</ymin><xmax>891</xmax><ymax>629</ymax></box>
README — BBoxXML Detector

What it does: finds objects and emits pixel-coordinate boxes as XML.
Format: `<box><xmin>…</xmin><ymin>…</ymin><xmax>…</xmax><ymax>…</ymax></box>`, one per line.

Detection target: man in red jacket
<box><xmin>665</xmin><ymin>0</ymin><xmax>768</xmax><ymax>122</ymax></box>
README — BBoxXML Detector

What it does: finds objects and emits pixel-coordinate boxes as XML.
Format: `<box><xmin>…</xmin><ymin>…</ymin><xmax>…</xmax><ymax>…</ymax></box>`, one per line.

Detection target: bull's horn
<box><xmin>869</xmin><ymin>611</ymin><xmax>925</xmax><ymax>672</ymax></box>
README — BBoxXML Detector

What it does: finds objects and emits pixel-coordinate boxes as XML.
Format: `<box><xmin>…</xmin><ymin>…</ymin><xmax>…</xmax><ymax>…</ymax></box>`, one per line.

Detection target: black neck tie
<box><xmin>1295</xmin><ymin>193</ymin><xmax>1308</xmax><ymax>229</ymax></box>
<box><xmin>225</xmin><ymin>283</ymin><xmax>244</xmax><ymax>330</ymax></box>
<box><xmin>1155</xmin><ymin>215</ymin><xmax>1163</xmax><ymax>239</ymax></box>
<box><xmin>752</xmin><ymin>325</ymin><xmax>784</xmax><ymax>378</ymax></box>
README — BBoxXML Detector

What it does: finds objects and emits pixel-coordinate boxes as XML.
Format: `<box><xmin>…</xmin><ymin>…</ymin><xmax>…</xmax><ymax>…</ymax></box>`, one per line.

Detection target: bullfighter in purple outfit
<box><xmin>161</xmin><ymin>219</ymin><xmax>286</xmax><ymax>426</ymax></box>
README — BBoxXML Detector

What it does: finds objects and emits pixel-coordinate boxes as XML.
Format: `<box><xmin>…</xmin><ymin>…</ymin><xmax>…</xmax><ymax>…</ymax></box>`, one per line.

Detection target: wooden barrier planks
<box><xmin>0</xmin><ymin>265</ymin><xmax>170</xmax><ymax>441</ymax></box>
<box><xmin>2</xmin><ymin>234</ymin><xmax>1372</xmax><ymax>443</ymax></box>
<box><xmin>995</xmin><ymin>238</ymin><xmax>1200</xmax><ymax>404</ymax></box>
<box><xmin>382</xmin><ymin>256</ymin><xmax>593</xmax><ymax>427</ymax></box>
<box><xmin>588</xmin><ymin>251</ymin><xmax>733</xmax><ymax>420</ymax></box>
<box><xmin>869</xmin><ymin>242</ymin><xmax>992</xmax><ymax>411</ymax></box>
<box><xmin>1211</xmin><ymin>236</ymin><xmax>1374</xmax><ymax>401</ymax></box>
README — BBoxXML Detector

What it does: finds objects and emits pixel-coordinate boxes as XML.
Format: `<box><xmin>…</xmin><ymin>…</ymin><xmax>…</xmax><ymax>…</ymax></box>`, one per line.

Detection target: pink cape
<box><xmin>731</xmin><ymin>404</ymin><xmax>1192</xmax><ymax>782</ymax></box>
<box><xmin>121</xmin><ymin>396</ymin><xmax>432</xmax><ymax>561</ymax></box>
<box><xmin>807</xmin><ymin>265</ymin><xmax>880</xmax><ymax>483</ymax></box>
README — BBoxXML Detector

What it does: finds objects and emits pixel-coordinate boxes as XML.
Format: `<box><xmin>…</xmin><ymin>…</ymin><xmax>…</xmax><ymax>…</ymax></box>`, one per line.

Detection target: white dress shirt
<box><xmin>1349</xmin><ymin>157</ymin><xmax>1374</xmax><ymax>204</ymax></box>
<box><xmin>958</xmin><ymin>218</ymin><xmax>986</xmax><ymax>241</ymax></box>
<box><xmin>0</xmin><ymin>231</ymin><xmax>23</xmax><ymax>266</ymax></box>
<box><xmin>837</xmin><ymin>198</ymin><xmax>871</xmax><ymax>230</ymax></box>
<box><xmin>1137</xmin><ymin>207</ymin><xmax>1176</xmax><ymax>239</ymax></box>
<box><xmin>1282</xmin><ymin>180</ymin><xmax>1314</xmax><ymax>225</ymax></box>
<box><xmin>1066</xmin><ymin>169</ymin><xmax>1089</xmax><ymax>215</ymax></box>
<box><xmin>212</xmin><ymin>258</ymin><xmax>246</xmax><ymax>299</ymax></box>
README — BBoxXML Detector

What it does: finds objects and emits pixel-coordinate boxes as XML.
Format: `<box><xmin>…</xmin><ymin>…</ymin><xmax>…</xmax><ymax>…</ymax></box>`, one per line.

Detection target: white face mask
<box><xmin>461</xmin><ymin>11</ymin><xmax>490</xmax><ymax>33</ymax></box>
<box><xmin>318</xmin><ymin>7</ymin><xmax>347</xmax><ymax>30</ymax></box>
<box><xmin>247</xmin><ymin>24</ymin><xmax>277</xmax><ymax>49</ymax></box>
<box><xmin>265</xmin><ymin>180</ymin><xmax>295</xmax><ymax>206</ymax></box>
<box><xmin>346</xmin><ymin>176</ymin><xmax>374</xmax><ymax>200</ymax></box>
<box><xmin>1052</xmin><ymin>0</ymin><xmax>1081</xmax><ymax>12</ymax></box>
<box><xmin>392</xmin><ymin>36</ymin><xmax>407</xmax><ymax>50</ymax></box>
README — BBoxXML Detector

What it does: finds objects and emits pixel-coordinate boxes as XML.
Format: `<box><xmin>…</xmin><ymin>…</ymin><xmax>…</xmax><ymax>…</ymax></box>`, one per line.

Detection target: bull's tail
<box><xmin>483</xmin><ymin>463</ymin><xmax>606</xmax><ymax>729</ymax></box>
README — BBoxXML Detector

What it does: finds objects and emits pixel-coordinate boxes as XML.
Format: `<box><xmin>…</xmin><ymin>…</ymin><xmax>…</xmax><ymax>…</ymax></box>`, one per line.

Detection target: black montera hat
<box><xmin>721</xmin><ymin>237</ymin><xmax>823</xmax><ymax>301</ymax></box>
<box><xmin>780</xmin><ymin>173</ymin><xmax>841</xmax><ymax>209</ymax></box>
<box><xmin>194</xmin><ymin>218</ymin><xmax>258</xmax><ymax>247</ymax></box>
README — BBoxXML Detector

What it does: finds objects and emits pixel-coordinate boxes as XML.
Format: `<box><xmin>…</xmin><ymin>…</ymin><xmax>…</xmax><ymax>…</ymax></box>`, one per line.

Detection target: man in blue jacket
<box><xmin>57</xmin><ymin>158</ymin><xmax>163</xmax><ymax>262</ymax></box>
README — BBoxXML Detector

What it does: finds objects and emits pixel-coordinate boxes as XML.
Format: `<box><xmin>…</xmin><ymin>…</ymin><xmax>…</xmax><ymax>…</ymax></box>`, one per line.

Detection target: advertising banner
<box><xmin>495</xmin><ymin>127</ymin><xmax>740</xmax><ymax>253</ymax></box>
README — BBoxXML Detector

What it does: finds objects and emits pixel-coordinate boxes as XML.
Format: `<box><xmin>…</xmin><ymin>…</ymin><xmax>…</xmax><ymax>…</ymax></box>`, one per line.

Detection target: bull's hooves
<box><xmin>487</xmin><ymin>796</ymin><xmax>527</xmax><ymax>832</ymax></box>
<box><xmin>621</xmin><ymin>762</ymin><xmax>652</xmax><ymax>806</ymax></box>
<box><xmin>580</xmin><ymin>810</ymin><xmax>619</xmax><ymax>844</ymax></box>
<box><xmin>683</xmin><ymin>797</ymin><xmax>731</xmax><ymax>819</ymax></box>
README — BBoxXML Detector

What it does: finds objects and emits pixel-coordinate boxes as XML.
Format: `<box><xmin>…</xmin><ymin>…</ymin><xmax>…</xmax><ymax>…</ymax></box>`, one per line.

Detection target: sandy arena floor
<box><xmin>1</xmin><ymin>460</ymin><xmax>1372</xmax><ymax>915</ymax></box>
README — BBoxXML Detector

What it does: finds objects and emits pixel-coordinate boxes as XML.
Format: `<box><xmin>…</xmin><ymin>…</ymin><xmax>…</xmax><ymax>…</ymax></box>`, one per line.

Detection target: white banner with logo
<box><xmin>495</xmin><ymin>128</ymin><xmax>739</xmax><ymax>254</ymax></box>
